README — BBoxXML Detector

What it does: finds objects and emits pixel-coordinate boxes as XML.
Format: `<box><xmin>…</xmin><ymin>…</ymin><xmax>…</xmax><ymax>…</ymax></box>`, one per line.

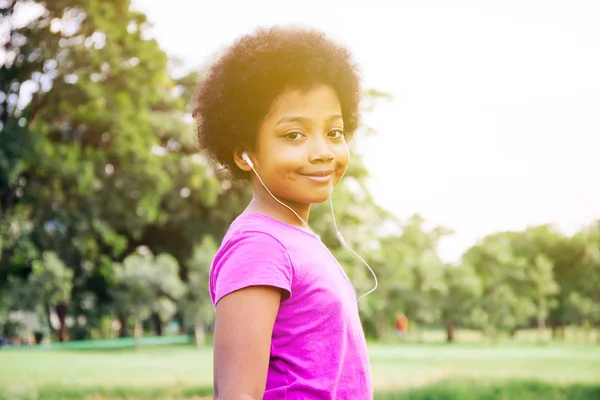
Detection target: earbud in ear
<box><xmin>241</xmin><ymin>151</ymin><xmax>254</xmax><ymax>168</ymax></box>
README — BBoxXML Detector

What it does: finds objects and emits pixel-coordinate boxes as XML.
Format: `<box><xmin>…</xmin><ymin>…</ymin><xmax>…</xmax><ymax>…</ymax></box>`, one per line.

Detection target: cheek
<box><xmin>335</xmin><ymin>144</ymin><xmax>350</xmax><ymax>170</ymax></box>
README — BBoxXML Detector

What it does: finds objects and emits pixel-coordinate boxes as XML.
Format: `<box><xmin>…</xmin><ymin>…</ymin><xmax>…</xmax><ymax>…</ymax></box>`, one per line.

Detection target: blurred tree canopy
<box><xmin>1</xmin><ymin>0</ymin><xmax>599</xmax><ymax>344</ymax></box>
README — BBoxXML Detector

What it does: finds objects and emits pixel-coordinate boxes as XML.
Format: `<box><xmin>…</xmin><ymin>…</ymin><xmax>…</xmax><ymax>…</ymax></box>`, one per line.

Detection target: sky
<box><xmin>131</xmin><ymin>0</ymin><xmax>600</xmax><ymax>262</ymax></box>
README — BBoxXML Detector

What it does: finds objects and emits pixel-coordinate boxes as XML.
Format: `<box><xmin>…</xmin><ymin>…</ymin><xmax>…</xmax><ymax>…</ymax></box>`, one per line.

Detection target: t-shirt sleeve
<box><xmin>210</xmin><ymin>230</ymin><xmax>294</xmax><ymax>306</ymax></box>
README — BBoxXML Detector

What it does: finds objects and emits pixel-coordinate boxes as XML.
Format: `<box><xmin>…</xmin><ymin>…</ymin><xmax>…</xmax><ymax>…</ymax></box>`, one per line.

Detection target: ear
<box><xmin>233</xmin><ymin>149</ymin><xmax>253</xmax><ymax>172</ymax></box>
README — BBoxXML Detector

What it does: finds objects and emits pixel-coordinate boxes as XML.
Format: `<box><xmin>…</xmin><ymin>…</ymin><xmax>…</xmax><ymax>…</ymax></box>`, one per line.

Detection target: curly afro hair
<box><xmin>193</xmin><ymin>25</ymin><xmax>362</xmax><ymax>180</ymax></box>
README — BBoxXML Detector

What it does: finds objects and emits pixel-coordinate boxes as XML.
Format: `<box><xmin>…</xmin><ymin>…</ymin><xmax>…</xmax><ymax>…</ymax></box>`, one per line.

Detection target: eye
<box><xmin>284</xmin><ymin>131</ymin><xmax>304</xmax><ymax>141</ymax></box>
<box><xmin>328</xmin><ymin>129</ymin><xmax>344</xmax><ymax>139</ymax></box>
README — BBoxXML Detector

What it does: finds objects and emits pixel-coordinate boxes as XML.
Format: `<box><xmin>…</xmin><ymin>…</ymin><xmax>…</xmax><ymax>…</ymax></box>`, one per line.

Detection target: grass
<box><xmin>1</xmin><ymin>342</ymin><xmax>599</xmax><ymax>399</ymax></box>
<box><xmin>376</xmin><ymin>380</ymin><xmax>600</xmax><ymax>400</ymax></box>
<box><xmin>367</xmin><ymin>342</ymin><xmax>600</xmax><ymax>389</ymax></box>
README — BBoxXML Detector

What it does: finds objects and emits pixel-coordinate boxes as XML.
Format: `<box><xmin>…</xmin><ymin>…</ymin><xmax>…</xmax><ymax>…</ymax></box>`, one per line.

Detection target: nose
<box><xmin>308</xmin><ymin>135</ymin><xmax>334</xmax><ymax>164</ymax></box>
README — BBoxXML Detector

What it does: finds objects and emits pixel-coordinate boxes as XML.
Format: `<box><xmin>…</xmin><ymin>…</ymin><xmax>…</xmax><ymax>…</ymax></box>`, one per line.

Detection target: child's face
<box><xmin>251</xmin><ymin>84</ymin><xmax>349</xmax><ymax>206</ymax></box>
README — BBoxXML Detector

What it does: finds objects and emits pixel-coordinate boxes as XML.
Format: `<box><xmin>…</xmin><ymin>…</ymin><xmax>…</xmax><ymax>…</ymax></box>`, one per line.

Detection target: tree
<box><xmin>567</xmin><ymin>223</ymin><xmax>600</xmax><ymax>338</ymax></box>
<box><xmin>111</xmin><ymin>251</ymin><xmax>185</xmax><ymax>342</ymax></box>
<box><xmin>21</xmin><ymin>251</ymin><xmax>73</xmax><ymax>341</ymax></box>
<box><xmin>399</xmin><ymin>216</ymin><xmax>449</xmax><ymax>341</ymax></box>
<box><xmin>1</xmin><ymin>0</ymin><xmax>231</xmax><ymax>340</ymax></box>
<box><xmin>179</xmin><ymin>237</ymin><xmax>217</xmax><ymax>347</ymax></box>
<box><xmin>357</xmin><ymin>234</ymin><xmax>411</xmax><ymax>339</ymax></box>
<box><xmin>440</xmin><ymin>262</ymin><xmax>482</xmax><ymax>342</ymax></box>
<box><xmin>528</xmin><ymin>254</ymin><xmax>558</xmax><ymax>341</ymax></box>
<box><xmin>347</xmin><ymin>214</ymin><xmax>450</xmax><ymax>340</ymax></box>
<box><xmin>463</xmin><ymin>233</ymin><xmax>536</xmax><ymax>339</ymax></box>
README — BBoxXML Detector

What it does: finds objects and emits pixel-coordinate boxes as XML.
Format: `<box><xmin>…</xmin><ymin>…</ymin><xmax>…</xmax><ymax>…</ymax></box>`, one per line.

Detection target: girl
<box><xmin>194</xmin><ymin>26</ymin><xmax>372</xmax><ymax>399</ymax></box>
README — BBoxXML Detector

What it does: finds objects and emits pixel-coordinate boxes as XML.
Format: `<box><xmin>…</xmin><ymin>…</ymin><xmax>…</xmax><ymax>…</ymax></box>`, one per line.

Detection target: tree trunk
<box><xmin>118</xmin><ymin>315</ymin><xmax>129</xmax><ymax>338</ymax></box>
<box><xmin>176</xmin><ymin>312</ymin><xmax>186</xmax><ymax>335</ymax></box>
<box><xmin>152</xmin><ymin>312</ymin><xmax>163</xmax><ymax>336</ymax></box>
<box><xmin>134</xmin><ymin>318</ymin><xmax>142</xmax><ymax>349</ymax></box>
<box><xmin>55</xmin><ymin>302</ymin><xmax>69</xmax><ymax>342</ymax></box>
<box><xmin>587</xmin><ymin>321</ymin><xmax>594</xmax><ymax>343</ymax></box>
<box><xmin>194</xmin><ymin>315</ymin><xmax>205</xmax><ymax>348</ymax></box>
<box><xmin>490</xmin><ymin>326</ymin><xmax>500</xmax><ymax>344</ymax></box>
<box><xmin>33</xmin><ymin>331</ymin><xmax>44</xmax><ymax>344</ymax></box>
<box><xmin>44</xmin><ymin>301</ymin><xmax>57</xmax><ymax>340</ymax></box>
<box><xmin>551</xmin><ymin>324</ymin><xmax>558</xmax><ymax>340</ymax></box>
<box><xmin>535</xmin><ymin>297</ymin><xmax>547</xmax><ymax>343</ymax></box>
<box><xmin>445</xmin><ymin>325</ymin><xmax>455</xmax><ymax>343</ymax></box>
<box><xmin>537</xmin><ymin>306</ymin><xmax>546</xmax><ymax>343</ymax></box>
<box><xmin>376</xmin><ymin>313</ymin><xmax>387</xmax><ymax>340</ymax></box>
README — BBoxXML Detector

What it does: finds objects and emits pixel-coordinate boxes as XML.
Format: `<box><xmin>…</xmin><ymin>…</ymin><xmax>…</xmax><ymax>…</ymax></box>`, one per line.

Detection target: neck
<box><xmin>245</xmin><ymin>180</ymin><xmax>311</xmax><ymax>230</ymax></box>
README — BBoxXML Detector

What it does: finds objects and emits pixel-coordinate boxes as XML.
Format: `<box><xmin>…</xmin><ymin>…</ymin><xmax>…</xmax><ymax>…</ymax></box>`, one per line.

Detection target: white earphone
<box><xmin>241</xmin><ymin>151</ymin><xmax>254</xmax><ymax>168</ymax></box>
<box><xmin>241</xmin><ymin>151</ymin><xmax>378</xmax><ymax>302</ymax></box>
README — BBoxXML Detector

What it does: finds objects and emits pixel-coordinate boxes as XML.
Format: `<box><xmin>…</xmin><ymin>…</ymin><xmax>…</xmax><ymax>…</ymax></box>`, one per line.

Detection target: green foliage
<box><xmin>354</xmin><ymin>215</ymin><xmax>451</xmax><ymax>339</ymax></box>
<box><xmin>0</xmin><ymin>0</ymin><xmax>240</xmax><ymax>339</ymax></box>
<box><xmin>0</xmin><ymin>317</ymin><xmax>27</xmax><ymax>338</ymax></box>
<box><xmin>177</xmin><ymin>237</ymin><xmax>217</xmax><ymax>345</ymax></box>
<box><xmin>29</xmin><ymin>251</ymin><xmax>73</xmax><ymax>306</ymax></box>
<box><xmin>112</xmin><ymin>251</ymin><xmax>185</xmax><ymax>324</ymax></box>
<box><xmin>1</xmin><ymin>0</ymin><xmax>599</xmax><ymax>344</ymax></box>
<box><xmin>440</xmin><ymin>262</ymin><xmax>483</xmax><ymax>330</ymax></box>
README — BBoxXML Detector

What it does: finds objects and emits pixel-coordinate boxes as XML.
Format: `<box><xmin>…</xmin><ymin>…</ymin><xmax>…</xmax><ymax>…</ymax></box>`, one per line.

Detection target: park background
<box><xmin>1</xmin><ymin>0</ymin><xmax>599</xmax><ymax>399</ymax></box>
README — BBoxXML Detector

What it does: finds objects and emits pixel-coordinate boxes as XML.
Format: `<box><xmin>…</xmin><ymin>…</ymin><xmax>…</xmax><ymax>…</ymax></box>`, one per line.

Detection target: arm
<box><xmin>213</xmin><ymin>285</ymin><xmax>283</xmax><ymax>400</ymax></box>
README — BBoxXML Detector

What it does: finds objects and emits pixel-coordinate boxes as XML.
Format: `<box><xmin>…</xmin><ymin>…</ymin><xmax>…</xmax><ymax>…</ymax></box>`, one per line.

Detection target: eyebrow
<box><xmin>275</xmin><ymin>114</ymin><xmax>343</xmax><ymax>127</ymax></box>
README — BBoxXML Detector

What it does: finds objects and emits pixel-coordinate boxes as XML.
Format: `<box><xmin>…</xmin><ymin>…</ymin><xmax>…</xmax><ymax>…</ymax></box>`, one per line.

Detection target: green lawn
<box><xmin>1</xmin><ymin>342</ymin><xmax>599</xmax><ymax>399</ymax></box>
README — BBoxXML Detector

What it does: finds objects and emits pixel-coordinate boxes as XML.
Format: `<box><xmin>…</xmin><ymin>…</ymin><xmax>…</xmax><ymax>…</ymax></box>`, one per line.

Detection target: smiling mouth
<box><xmin>300</xmin><ymin>170</ymin><xmax>334</xmax><ymax>183</ymax></box>
<box><xmin>301</xmin><ymin>168</ymin><xmax>335</xmax><ymax>176</ymax></box>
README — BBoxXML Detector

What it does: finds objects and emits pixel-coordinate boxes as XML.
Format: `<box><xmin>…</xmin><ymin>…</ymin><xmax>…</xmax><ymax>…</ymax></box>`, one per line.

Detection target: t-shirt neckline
<box><xmin>241</xmin><ymin>212</ymin><xmax>320</xmax><ymax>239</ymax></box>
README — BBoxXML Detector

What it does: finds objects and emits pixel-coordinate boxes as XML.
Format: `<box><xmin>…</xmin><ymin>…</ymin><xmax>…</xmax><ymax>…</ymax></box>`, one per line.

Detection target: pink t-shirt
<box><xmin>209</xmin><ymin>212</ymin><xmax>372</xmax><ymax>399</ymax></box>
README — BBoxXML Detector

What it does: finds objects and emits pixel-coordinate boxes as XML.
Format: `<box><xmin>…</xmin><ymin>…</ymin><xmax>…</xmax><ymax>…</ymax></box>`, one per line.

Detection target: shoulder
<box><xmin>210</xmin><ymin>214</ymin><xmax>296</xmax><ymax>305</ymax></box>
<box><xmin>219</xmin><ymin>213</ymin><xmax>289</xmax><ymax>253</ymax></box>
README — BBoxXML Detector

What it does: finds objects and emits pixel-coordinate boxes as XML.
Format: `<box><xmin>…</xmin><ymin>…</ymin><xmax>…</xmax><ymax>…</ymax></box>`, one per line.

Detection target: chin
<box><xmin>306</xmin><ymin>196</ymin><xmax>330</xmax><ymax>204</ymax></box>
<box><xmin>279</xmin><ymin>182</ymin><xmax>336</xmax><ymax>205</ymax></box>
<box><xmin>296</xmin><ymin>190</ymin><xmax>333</xmax><ymax>205</ymax></box>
